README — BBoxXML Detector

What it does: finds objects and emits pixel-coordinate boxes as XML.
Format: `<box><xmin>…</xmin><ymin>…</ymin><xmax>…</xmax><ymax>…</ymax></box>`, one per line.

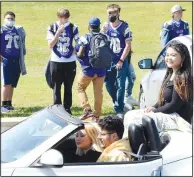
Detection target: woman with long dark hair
<box><xmin>123</xmin><ymin>40</ymin><xmax>193</xmax><ymax>137</ymax></box>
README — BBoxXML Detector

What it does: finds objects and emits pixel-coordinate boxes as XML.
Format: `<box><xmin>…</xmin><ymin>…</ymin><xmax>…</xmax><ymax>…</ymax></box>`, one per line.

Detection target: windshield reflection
<box><xmin>1</xmin><ymin>108</ymin><xmax>67</xmax><ymax>163</ymax></box>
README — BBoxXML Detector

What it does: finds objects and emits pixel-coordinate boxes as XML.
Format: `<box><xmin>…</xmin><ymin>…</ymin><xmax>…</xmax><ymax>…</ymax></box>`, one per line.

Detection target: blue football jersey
<box><xmin>1</xmin><ymin>26</ymin><xmax>20</xmax><ymax>59</ymax></box>
<box><xmin>47</xmin><ymin>22</ymin><xmax>79</xmax><ymax>59</ymax></box>
<box><xmin>160</xmin><ymin>19</ymin><xmax>189</xmax><ymax>47</ymax></box>
<box><xmin>106</xmin><ymin>21</ymin><xmax>132</xmax><ymax>63</ymax></box>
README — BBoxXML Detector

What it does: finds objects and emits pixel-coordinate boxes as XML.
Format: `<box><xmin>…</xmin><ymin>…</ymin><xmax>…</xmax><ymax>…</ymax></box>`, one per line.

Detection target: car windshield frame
<box><xmin>1</xmin><ymin>108</ymin><xmax>68</xmax><ymax>163</ymax></box>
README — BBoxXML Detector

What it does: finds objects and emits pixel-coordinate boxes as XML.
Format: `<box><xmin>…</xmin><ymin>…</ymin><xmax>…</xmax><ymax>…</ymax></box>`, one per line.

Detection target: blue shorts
<box><xmin>1</xmin><ymin>57</ymin><xmax>21</xmax><ymax>88</ymax></box>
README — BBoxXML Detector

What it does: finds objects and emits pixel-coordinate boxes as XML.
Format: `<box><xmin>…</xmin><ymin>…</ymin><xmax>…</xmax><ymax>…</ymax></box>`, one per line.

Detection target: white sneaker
<box><xmin>1</xmin><ymin>106</ymin><xmax>9</xmax><ymax>114</ymax></box>
<box><xmin>116</xmin><ymin>113</ymin><xmax>124</xmax><ymax>119</ymax></box>
<box><xmin>125</xmin><ymin>95</ymin><xmax>139</xmax><ymax>106</ymax></box>
<box><xmin>124</xmin><ymin>102</ymin><xmax>133</xmax><ymax>111</ymax></box>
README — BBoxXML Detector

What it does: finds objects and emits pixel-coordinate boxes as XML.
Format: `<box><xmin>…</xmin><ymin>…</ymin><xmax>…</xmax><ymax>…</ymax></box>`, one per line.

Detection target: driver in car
<box><xmin>75</xmin><ymin>123</ymin><xmax>103</xmax><ymax>162</ymax></box>
<box><xmin>97</xmin><ymin>116</ymin><xmax>132</xmax><ymax>162</ymax></box>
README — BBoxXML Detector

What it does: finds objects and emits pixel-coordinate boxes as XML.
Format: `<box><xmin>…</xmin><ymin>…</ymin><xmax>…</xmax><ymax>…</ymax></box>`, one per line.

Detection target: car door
<box><xmin>145</xmin><ymin>48</ymin><xmax>167</xmax><ymax>107</ymax></box>
<box><xmin>12</xmin><ymin>157</ymin><xmax>163</xmax><ymax>176</ymax></box>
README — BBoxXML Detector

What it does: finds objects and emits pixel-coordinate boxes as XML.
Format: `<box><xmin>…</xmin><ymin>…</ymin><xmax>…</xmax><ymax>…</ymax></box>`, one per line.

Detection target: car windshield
<box><xmin>1</xmin><ymin>109</ymin><xmax>67</xmax><ymax>163</ymax></box>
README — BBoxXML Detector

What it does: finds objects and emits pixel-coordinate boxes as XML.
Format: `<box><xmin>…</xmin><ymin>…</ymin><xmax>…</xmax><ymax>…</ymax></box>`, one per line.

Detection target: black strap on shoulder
<box><xmin>49</xmin><ymin>22</ymin><xmax>57</xmax><ymax>34</ymax></box>
<box><xmin>70</xmin><ymin>23</ymin><xmax>74</xmax><ymax>38</ymax></box>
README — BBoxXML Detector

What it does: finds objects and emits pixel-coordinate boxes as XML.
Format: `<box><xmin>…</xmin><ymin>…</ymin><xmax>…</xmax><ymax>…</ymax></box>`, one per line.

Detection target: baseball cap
<box><xmin>171</xmin><ymin>4</ymin><xmax>186</xmax><ymax>14</ymax></box>
<box><xmin>89</xmin><ymin>17</ymin><xmax>101</xmax><ymax>27</ymax></box>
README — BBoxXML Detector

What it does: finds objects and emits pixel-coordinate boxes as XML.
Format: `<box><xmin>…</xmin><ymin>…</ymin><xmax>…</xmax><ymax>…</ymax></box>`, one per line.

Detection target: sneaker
<box><xmin>125</xmin><ymin>95</ymin><xmax>139</xmax><ymax>106</ymax></box>
<box><xmin>124</xmin><ymin>102</ymin><xmax>133</xmax><ymax>111</ymax></box>
<box><xmin>116</xmin><ymin>113</ymin><xmax>124</xmax><ymax>119</ymax></box>
<box><xmin>79</xmin><ymin>109</ymin><xmax>94</xmax><ymax>120</ymax></box>
<box><xmin>7</xmin><ymin>105</ymin><xmax>19</xmax><ymax>111</ymax></box>
<box><xmin>1</xmin><ymin>106</ymin><xmax>9</xmax><ymax>114</ymax></box>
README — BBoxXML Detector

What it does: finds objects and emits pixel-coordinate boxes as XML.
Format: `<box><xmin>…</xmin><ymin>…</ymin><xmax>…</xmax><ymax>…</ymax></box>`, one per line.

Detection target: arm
<box><xmin>77</xmin><ymin>45</ymin><xmax>85</xmax><ymax>58</ymax></box>
<box><xmin>154</xmin><ymin>88</ymin><xmax>185</xmax><ymax>114</ymax></box>
<box><xmin>153</xmin><ymin>102</ymin><xmax>159</xmax><ymax>108</ymax></box>
<box><xmin>76</xmin><ymin>35</ymin><xmax>88</xmax><ymax>58</ymax></box>
<box><xmin>48</xmin><ymin>31</ymin><xmax>61</xmax><ymax>48</ymax></box>
<box><xmin>21</xmin><ymin>27</ymin><xmax>26</xmax><ymax>55</ymax></box>
<box><xmin>73</xmin><ymin>25</ymin><xmax>80</xmax><ymax>45</ymax></box>
<box><xmin>185</xmin><ymin>22</ymin><xmax>190</xmax><ymax>35</ymax></box>
<box><xmin>116</xmin><ymin>25</ymin><xmax>132</xmax><ymax>70</ymax></box>
<box><xmin>120</xmin><ymin>40</ymin><xmax>131</xmax><ymax>61</ymax></box>
<box><xmin>47</xmin><ymin>25</ymin><xmax>64</xmax><ymax>48</ymax></box>
<box><xmin>160</xmin><ymin>25</ymin><xmax>170</xmax><ymax>48</ymax></box>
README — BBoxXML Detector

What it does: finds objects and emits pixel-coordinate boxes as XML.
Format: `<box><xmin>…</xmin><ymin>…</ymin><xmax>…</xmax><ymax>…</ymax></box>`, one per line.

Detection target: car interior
<box><xmin>53</xmin><ymin>116</ymin><xmax>171</xmax><ymax>164</ymax></box>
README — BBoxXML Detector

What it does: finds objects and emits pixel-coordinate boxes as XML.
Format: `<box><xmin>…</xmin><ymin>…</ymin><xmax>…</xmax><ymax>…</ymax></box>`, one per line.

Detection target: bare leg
<box><xmin>1</xmin><ymin>85</ymin><xmax>12</xmax><ymax>102</ymax></box>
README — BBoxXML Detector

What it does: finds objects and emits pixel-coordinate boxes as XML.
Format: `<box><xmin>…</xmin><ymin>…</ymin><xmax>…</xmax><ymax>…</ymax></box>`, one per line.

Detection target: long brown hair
<box><xmin>158</xmin><ymin>40</ymin><xmax>193</xmax><ymax>106</ymax></box>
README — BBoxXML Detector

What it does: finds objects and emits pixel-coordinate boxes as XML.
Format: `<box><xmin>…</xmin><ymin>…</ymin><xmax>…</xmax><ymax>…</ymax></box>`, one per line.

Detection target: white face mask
<box><xmin>5</xmin><ymin>20</ymin><xmax>15</xmax><ymax>27</ymax></box>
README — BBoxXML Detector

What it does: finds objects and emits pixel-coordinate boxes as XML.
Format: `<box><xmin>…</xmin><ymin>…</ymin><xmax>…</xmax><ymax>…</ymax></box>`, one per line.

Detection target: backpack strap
<box><xmin>89</xmin><ymin>33</ymin><xmax>99</xmax><ymax>57</ymax></box>
<box><xmin>69</xmin><ymin>23</ymin><xmax>74</xmax><ymax>38</ymax></box>
<box><xmin>49</xmin><ymin>22</ymin><xmax>57</xmax><ymax>35</ymax></box>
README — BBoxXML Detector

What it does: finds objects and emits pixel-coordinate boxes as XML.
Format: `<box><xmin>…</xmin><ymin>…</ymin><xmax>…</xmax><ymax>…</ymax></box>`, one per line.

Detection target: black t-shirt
<box><xmin>154</xmin><ymin>81</ymin><xmax>192</xmax><ymax>123</ymax></box>
<box><xmin>75</xmin><ymin>149</ymin><xmax>101</xmax><ymax>163</ymax></box>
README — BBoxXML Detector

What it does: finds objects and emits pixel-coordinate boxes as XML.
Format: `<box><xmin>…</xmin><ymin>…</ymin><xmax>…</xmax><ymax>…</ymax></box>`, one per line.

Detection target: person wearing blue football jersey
<box><xmin>160</xmin><ymin>4</ymin><xmax>190</xmax><ymax>48</ymax></box>
<box><xmin>76</xmin><ymin>17</ymin><xmax>107</xmax><ymax>122</ymax></box>
<box><xmin>102</xmin><ymin>4</ymin><xmax>132</xmax><ymax>119</ymax></box>
<box><xmin>47</xmin><ymin>8</ymin><xmax>79</xmax><ymax>114</ymax></box>
<box><xmin>1</xmin><ymin>11</ymin><xmax>26</xmax><ymax>113</ymax></box>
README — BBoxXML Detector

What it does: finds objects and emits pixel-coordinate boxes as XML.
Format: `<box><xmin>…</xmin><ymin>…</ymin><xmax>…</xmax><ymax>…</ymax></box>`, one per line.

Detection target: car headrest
<box><xmin>142</xmin><ymin>115</ymin><xmax>162</xmax><ymax>152</ymax></box>
<box><xmin>128</xmin><ymin>124</ymin><xmax>147</xmax><ymax>154</ymax></box>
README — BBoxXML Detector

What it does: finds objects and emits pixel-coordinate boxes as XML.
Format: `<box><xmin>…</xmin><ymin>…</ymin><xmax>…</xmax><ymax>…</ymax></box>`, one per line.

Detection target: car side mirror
<box><xmin>138</xmin><ymin>59</ymin><xmax>153</xmax><ymax>69</ymax></box>
<box><xmin>40</xmin><ymin>149</ymin><xmax>63</xmax><ymax>166</ymax></box>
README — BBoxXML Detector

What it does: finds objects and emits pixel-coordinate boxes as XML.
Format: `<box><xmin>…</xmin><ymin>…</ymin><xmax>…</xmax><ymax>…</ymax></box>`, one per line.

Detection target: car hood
<box><xmin>160</xmin><ymin>130</ymin><xmax>192</xmax><ymax>164</ymax></box>
<box><xmin>1</xmin><ymin>168</ymin><xmax>15</xmax><ymax>176</ymax></box>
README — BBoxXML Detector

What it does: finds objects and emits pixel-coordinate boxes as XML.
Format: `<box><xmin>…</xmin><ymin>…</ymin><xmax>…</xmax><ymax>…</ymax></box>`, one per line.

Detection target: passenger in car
<box><xmin>75</xmin><ymin>122</ymin><xmax>103</xmax><ymax>162</ymax></box>
<box><xmin>97</xmin><ymin>116</ymin><xmax>132</xmax><ymax>162</ymax></box>
<box><xmin>123</xmin><ymin>40</ymin><xmax>192</xmax><ymax>137</ymax></box>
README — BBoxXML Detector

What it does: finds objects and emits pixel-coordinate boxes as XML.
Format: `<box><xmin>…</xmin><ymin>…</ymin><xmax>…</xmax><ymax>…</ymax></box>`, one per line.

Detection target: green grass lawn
<box><xmin>1</xmin><ymin>2</ymin><xmax>192</xmax><ymax>117</ymax></box>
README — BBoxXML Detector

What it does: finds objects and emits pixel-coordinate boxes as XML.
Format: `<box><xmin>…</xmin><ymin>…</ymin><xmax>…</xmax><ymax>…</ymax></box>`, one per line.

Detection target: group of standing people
<box><xmin>0</xmin><ymin>3</ymin><xmax>192</xmax><ymax>164</ymax></box>
<box><xmin>72</xmin><ymin>4</ymin><xmax>193</xmax><ymax>163</ymax></box>
<box><xmin>46</xmin><ymin>4</ymin><xmax>138</xmax><ymax>121</ymax></box>
<box><xmin>1</xmin><ymin>3</ymin><xmax>192</xmax><ymax>134</ymax></box>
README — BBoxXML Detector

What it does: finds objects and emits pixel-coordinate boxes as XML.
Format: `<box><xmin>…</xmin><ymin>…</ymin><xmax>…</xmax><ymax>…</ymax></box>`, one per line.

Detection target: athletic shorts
<box><xmin>1</xmin><ymin>57</ymin><xmax>21</xmax><ymax>88</ymax></box>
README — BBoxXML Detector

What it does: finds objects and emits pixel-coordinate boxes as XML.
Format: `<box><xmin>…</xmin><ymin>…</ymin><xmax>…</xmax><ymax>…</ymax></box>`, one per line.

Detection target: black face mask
<box><xmin>109</xmin><ymin>15</ymin><xmax>117</xmax><ymax>23</ymax></box>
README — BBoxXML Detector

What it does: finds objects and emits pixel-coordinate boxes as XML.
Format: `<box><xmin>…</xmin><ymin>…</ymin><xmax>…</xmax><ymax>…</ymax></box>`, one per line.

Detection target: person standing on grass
<box><xmin>124</xmin><ymin>52</ymin><xmax>139</xmax><ymax>110</ymax></box>
<box><xmin>46</xmin><ymin>8</ymin><xmax>79</xmax><ymax>115</ymax></box>
<box><xmin>102</xmin><ymin>4</ymin><xmax>132</xmax><ymax>119</ymax></box>
<box><xmin>76</xmin><ymin>17</ymin><xmax>111</xmax><ymax>122</ymax></box>
<box><xmin>1</xmin><ymin>11</ymin><xmax>27</xmax><ymax>113</ymax></box>
<box><xmin>160</xmin><ymin>4</ymin><xmax>190</xmax><ymax>48</ymax></box>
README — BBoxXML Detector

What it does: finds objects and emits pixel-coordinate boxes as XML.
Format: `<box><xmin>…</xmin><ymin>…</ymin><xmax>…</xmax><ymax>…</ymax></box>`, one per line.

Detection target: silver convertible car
<box><xmin>1</xmin><ymin>105</ymin><xmax>192</xmax><ymax>176</ymax></box>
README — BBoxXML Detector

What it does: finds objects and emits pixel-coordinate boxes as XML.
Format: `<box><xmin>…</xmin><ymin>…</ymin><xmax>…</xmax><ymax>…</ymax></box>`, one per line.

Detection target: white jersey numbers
<box><xmin>110</xmin><ymin>38</ymin><xmax>121</xmax><ymax>54</ymax></box>
<box><xmin>57</xmin><ymin>37</ymin><xmax>70</xmax><ymax>54</ymax></box>
<box><xmin>5</xmin><ymin>34</ymin><xmax>19</xmax><ymax>49</ymax></box>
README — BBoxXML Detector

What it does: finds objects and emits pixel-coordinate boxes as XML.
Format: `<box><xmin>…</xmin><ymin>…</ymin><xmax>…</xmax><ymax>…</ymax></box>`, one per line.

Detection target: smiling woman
<box><xmin>124</xmin><ymin>40</ymin><xmax>192</xmax><ymax>137</ymax></box>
